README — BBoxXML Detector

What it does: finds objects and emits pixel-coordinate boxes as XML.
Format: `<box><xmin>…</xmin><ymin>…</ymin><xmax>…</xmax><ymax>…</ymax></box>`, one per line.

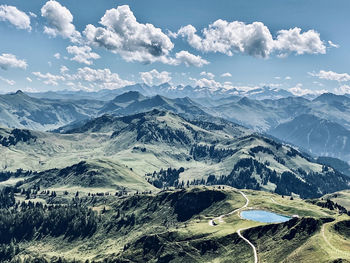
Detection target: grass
<box><xmin>284</xmin><ymin>215</ymin><xmax>350</xmax><ymax>262</ymax></box>
<box><xmin>3</xmin><ymin>185</ymin><xmax>350</xmax><ymax>262</ymax></box>
<box><xmin>323</xmin><ymin>190</ymin><xmax>350</xmax><ymax>211</ymax></box>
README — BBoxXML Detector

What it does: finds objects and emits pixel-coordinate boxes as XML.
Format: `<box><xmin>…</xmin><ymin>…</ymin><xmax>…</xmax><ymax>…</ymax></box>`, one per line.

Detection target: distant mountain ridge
<box><xmin>0</xmin><ymin>90</ymin><xmax>104</xmax><ymax>131</ymax></box>
<box><xmin>4</xmin><ymin>88</ymin><xmax>350</xmax><ymax>163</ymax></box>
<box><xmin>206</xmin><ymin>93</ymin><xmax>350</xmax><ymax>162</ymax></box>
<box><xmin>0</xmin><ymin>90</ymin><xmax>211</xmax><ymax>132</ymax></box>
<box><xmin>26</xmin><ymin>83</ymin><xmax>295</xmax><ymax>101</ymax></box>
<box><xmin>270</xmin><ymin>114</ymin><xmax>350</xmax><ymax>161</ymax></box>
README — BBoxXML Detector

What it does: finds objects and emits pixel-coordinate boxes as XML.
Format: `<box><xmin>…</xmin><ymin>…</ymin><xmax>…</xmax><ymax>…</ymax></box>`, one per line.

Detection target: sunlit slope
<box><xmin>1</xmin><ymin>110</ymin><xmax>349</xmax><ymax>198</ymax></box>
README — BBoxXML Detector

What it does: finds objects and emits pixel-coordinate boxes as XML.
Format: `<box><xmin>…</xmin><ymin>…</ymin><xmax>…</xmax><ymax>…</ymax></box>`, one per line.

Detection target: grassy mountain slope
<box><xmin>317</xmin><ymin>157</ymin><xmax>350</xmax><ymax>177</ymax></box>
<box><xmin>1</xmin><ymin>110</ymin><xmax>349</xmax><ymax>198</ymax></box>
<box><xmin>19</xmin><ymin>159</ymin><xmax>156</xmax><ymax>192</ymax></box>
<box><xmin>0</xmin><ymin>186</ymin><xmax>348</xmax><ymax>262</ymax></box>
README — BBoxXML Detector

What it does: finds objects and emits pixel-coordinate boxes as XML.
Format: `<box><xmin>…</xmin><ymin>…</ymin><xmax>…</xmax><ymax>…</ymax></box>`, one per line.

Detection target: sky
<box><xmin>0</xmin><ymin>0</ymin><xmax>350</xmax><ymax>96</ymax></box>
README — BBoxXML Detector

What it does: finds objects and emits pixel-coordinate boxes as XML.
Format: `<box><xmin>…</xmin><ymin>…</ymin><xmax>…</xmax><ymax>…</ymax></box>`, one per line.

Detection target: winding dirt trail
<box><xmin>321</xmin><ymin>223</ymin><xmax>350</xmax><ymax>257</ymax></box>
<box><xmin>208</xmin><ymin>191</ymin><xmax>249</xmax><ymax>226</ymax></box>
<box><xmin>238</xmin><ymin>228</ymin><xmax>258</xmax><ymax>263</ymax></box>
<box><xmin>208</xmin><ymin>191</ymin><xmax>258</xmax><ymax>262</ymax></box>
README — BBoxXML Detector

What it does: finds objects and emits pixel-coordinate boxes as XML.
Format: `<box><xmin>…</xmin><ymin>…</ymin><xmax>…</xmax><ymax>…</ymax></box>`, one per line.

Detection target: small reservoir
<box><xmin>241</xmin><ymin>210</ymin><xmax>290</xmax><ymax>223</ymax></box>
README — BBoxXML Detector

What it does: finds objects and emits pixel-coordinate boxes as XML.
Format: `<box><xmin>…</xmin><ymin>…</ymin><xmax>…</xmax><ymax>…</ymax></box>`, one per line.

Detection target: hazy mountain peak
<box><xmin>313</xmin><ymin>93</ymin><xmax>350</xmax><ymax>103</ymax></box>
<box><xmin>238</xmin><ymin>97</ymin><xmax>253</xmax><ymax>105</ymax></box>
<box><xmin>112</xmin><ymin>91</ymin><xmax>145</xmax><ymax>103</ymax></box>
<box><xmin>15</xmin><ymin>90</ymin><xmax>25</xmax><ymax>95</ymax></box>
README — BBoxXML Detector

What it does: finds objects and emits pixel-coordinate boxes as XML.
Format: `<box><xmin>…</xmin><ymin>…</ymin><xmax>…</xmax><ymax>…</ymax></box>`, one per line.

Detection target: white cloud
<box><xmin>176</xmin><ymin>20</ymin><xmax>326</xmax><ymax>58</ymax></box>
<box><xmin>60</xmin><ymin>65</ymin><xmax>69</xmax><ymax>74</ymax></box>
<box><xmin>193</xmin><ymin>78</ymin><xmax>221</xmax><ymax>90</ymax></box>
<box><xmin>72</xmin><ymin>67</ymin><xmax>133</xmax><ymax>89</ymax></box>
<box><xmin>335</xmin><ymin>85</ymin><xmax>350</xmax><ymax>95</ymax></box>
<box><xmin>200</xmin><ymin>71</ymin><xmax>215</xmax><ymax>79</ymax></box>
<box><xmin>41</xmin><ymin>0</ymin><xmax>81</xmax><ymax>43</ymax></box>
<box><xmin>84</xmin><ymin>5</ymin><xmax>173</xmax><ymax>64</ymax></box>
<box><xmin>0</xmin><ymin>76</ymin><xmax>15</xmax><ymax>85</ymax></box>
<box><xmin>66</xmin><ymin>45</ymin><xmax>100</xmax><ymax>65</ymax></box>
<box><xmin>32</xmin><ymin>71</ymin><xmax>65</xmax><ymax>86</ymax></box>
<box><xmin>140</xmin><ymin>69</ymin><xmax>171</xmax><ymax>86</ymax></box>
<box><xmin>221</xmin><ymin>72</ymin><xmax>232</xmax><ymax>77</ymax></box>
<box><xmin>328</xmin><ymin>40</ymin><xmax>339</xmax><ymax>48</ymax></box>
<box><xmin>54</xmin><ymin>53</ymin><xmax>60</xmax><ymax>59</ymax></box>
<box><xmin>285</xmin><ymin>76</ymin><xmax>291</xmax><ymax>80</ymax></box>
<box><xmin>288</xmin><ymin>83</ymin><xmax>326</xmax><ymax>96</ymax></box>
<box><xmin>309</xmin><ymin>70</ymin><xmax>350</xmax><ymax>82</ymax></box>
<box><xmin>0</xmin><ymin>53</ymin><xmax>27</xmax><ymax>70</ymax></box>
<box><xmin>274</xmin><ymin>27</ymin><xmax>326</xmax><ymax>55</ymax></box>
<box><xmin>174</xmin><ymin>50</ymin><xmax>209</xmax><ymax>67</ymax></box>
<box><xmin>0</xmin><ymin>5</ymin><xmax>31</xmax><ymax>31</ymax></box>
<box><xmin>26</xmin><ymin>77</ymin><xmax>32</xmax><ymax>82</ymax></box>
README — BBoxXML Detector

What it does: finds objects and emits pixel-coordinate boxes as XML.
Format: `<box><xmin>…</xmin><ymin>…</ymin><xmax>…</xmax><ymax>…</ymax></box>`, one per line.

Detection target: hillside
<box><xmin>1</xmin><ymin>110</ymin><xmax>349</xmax><ymax>199</ymax></box>
<box><xmin>270</xmin><ymin>114</ymin><xmax>350</xmax><ymax>162</ymax></box>
<box><xmin>19</xmin><ymin>159</ymin><xmax>156</xmax><ymax>193</ymax></box>
<box><xmin>317</xmin><ymin>156</ymin><xmax>350</xmax><ymax>177</ymax></box>
<box><xmin>0</xmin><ymin>90</ymin><xmax>215</xmax><ymax>132</ymax></box>
<box><xmin>98</xmin><ymin>91</ymin><xmax>210</xmax><ymax>121</ymax></box>
<box><xmin>203</xmin><ymin>94</ymin><xmax>350</xmax><ymax>162</ymax></box>
<box><xmin>0</xmin><ymin>186</ymin><xmax>348</xmax><ymax>262</ymax></box>
<box><xmin>207</xmin><ymin>94</ymin><xmax>350</xmax><ymax>133</ymax></box>
<box><xmin>0</xmin><ymin>90</ymin><xmax>103</xmax><ymax>131</ymax></box>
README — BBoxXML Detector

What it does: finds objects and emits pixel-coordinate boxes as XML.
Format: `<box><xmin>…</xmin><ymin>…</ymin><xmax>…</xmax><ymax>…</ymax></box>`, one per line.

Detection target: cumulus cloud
<box><xmin>309</xmin><ymin>70</ymin><xmax>350</xmax><ymax>82</ymax></box>
<box><xmin>0</xmin><ymin>53</ymin><xmax>27</xmax><ymax>70</ymax></box>
<box><xmin>200</xmin><ymin>71</ymin><xmax>215</xmax><ymax>79</ymax></box>
<box><xmin>26</xmin><ymin>77</ymin><xmax>32</xmax><ymax>82</ymax></box>
<box><xmin>83</xmin><ymin>5</ymin><xmax>173</xmax><ymax>64</ymax></box>
<box><xmin>274</xmin><ymin>27</ymin><xmax>325</xmax><ymax>55</ymax></box>
<box><xmin>0</xmin><ymin>5</ymin><xmax>31</xmax><ymax>31</ymax></box>
<box><xmin>72</xmin><ymin>67</ymin><xmax>133</xmax><ymax>89</ymax></box>
<box><xmin>288</xmin><ymin>83</ymin><xmax>326</xmax><ymax>96</ymax></box>
<box><xmin>0</xmin><ymin>76</ymin><xmax>15</xmax><ymax>86</ymax></box>
<box><xmin>41</xmin><ymin>0</ymin><xmax>81</xmax><ymax>43</ymax></box>
<box><xmin>285</xmin><ymin>76</ymin><xmax>292</xmax><ymax>80</ymax></box>
<box><xmin>335</xmin><ymin>85</ymin><xmax>350</xmax><ymax>95</ymax></box>
<box><xmin>66</xmin><ymin>45</ymin><xmax>100</xmax><ymax>65</ymax></box>
<box><xmin>60</xmin><ymin>65</ymin><xmax>69</xmax><ymax>74</ymax></box>
<box><xmin>32</xmin><ymin>71</ymin><xmax>65</xmax><ymax>86</ymax></box>
<box><xmin>140</xmin><ymin>69</ymin><xmax>171</xmax><ymax>86</ymax></box>
<box><xmin>193</xmin><ymin>77</ymin><xmax>222</xmax><ymax>90</ymax></box>
<box><xmin>174</xmin><ymin>50</ymin><xmax>209</xmax><ymax>67</ymax></box>
<box><xmin>175</xmin><ymin>19</ymin><xmax>327</xmax><ymax>58</ymax></box>
<box><xmin>54</xmin><ymin>53</ymin><xmax>60</xmax><ymax>59</ymax></box>
<box><xmin>221</xmin><ymin>72</ymin><xmax>232</xmax><ymax>77</ymax></box>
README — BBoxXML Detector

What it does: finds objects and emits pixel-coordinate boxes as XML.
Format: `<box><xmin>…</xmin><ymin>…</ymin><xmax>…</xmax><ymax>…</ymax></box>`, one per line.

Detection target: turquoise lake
<box><xmin>240</xmin><ymin>210</ymin><xmax>290</xmax><ymax>223</ymax></box>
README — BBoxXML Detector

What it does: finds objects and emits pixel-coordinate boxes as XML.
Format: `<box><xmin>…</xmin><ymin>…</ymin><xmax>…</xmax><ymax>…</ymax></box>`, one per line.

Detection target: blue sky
<box><xmin>0</xmin><ymin>0</ymin><xmax>350</xmax><ymax>96</ymax></box>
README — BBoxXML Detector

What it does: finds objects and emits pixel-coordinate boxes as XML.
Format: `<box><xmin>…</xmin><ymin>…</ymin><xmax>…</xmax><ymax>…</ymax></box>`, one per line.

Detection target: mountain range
<box><xmin>1</xmin><ymin>87</ymin><xmax>350</xmax><ymax>262</ymax></box>
<box><xmin>0</xmin><ymin>90</ymin><xmax>210</xmax><ymax>132</ymax></box>
<box><xmin>3</xmin><ymin>88</ymin><xmax>350</xmax><ymax>163</ymax></box>
<box><xmin>1</xmin><ymin>109</ymin><xmax>349</xmax><ymax>198</ymax></box>
<box><xmin>27</xmin><ymin>83</ymin><xmax>295</xmax><ymax>101</ymax></box>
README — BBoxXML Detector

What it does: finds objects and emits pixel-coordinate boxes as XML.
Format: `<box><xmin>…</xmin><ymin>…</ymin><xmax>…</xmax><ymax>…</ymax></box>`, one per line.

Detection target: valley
<box><xmin>0</xmin><ymin>105</ymin><xmax>349</xmax><ymax>262</ymax></box>
<box><xmin>1</xmin><ymin>1</ymin><xmax>350</xmax><ymax>262</ymax></box>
